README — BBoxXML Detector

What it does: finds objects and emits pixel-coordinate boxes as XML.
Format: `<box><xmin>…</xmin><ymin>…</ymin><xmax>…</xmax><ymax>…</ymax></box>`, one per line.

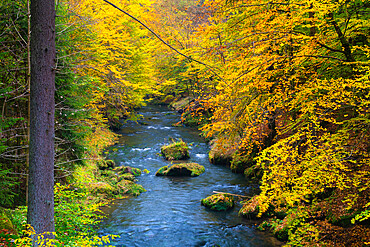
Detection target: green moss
<box><xmin>155</xmin><ymin>163</ymin><xmax>205</xmax><ymax>177</ymax></box>
<box><xmin>181</xmin><ymin>111</ymin><xmax>198</xmax><ymax>127</ymax></box>
<box><xmin>118</xmin><ymin>173</ymin><xmax>136</xmax><ymax>181</ymax></box>
<box><xmin>161</xmin><ymin>139</ymin><xmax>190</xmax><ymax>160</ymax></box>
<box><xmin>181</xmin><ymin>109</ymin><xmax>212</xmax><ymax>128</ymax></box>
<box><xmin>100</xmin><ymin>169</ymin><xmax>116</xmax><ymax>178</ymax></box>
<box><xmin>208</xmin><ymin>140</ymin><xmax>234</xmax><ymax>166</ymax></box>
<box><xmin>90</xmin><ymin>182</ymin><xmax>115</xmax><ymax>194</ymax></box>
<box><xmin>239</xmin><ymin>196</ymin><xmax>262</xmax><ymax>219</ymax></box>
<box><xmin>114</xmin><ymin>166</ymin><xmax>141</xmax><ymax>176</ymax></box>
<box><xmin>258</xmin><ymin>218</ymin><xmax>289</xmax><ymax>241</ymax></box>
<box><xmin>117</xmin><ymin>180</ymin><xmax>146</xmax><ymax>196</ymax></box>
<box><xmin>97</xmin><ymin>159</ymin><xmax>116</xmax><ymax>170</ymax></box>
<box><xmin>155</xmin><ymin>166</ymin><xmax>169</xmax><ymax>176</ymax></box>
<box><xmin>201</xmin><ymin>194</ymin><xmax>234</xmax><ymax>211</ymax></box>
<box><xmin>131</xmin><ymin>168</ymin><xmax>142</xmax><ymax>176</ymax></box>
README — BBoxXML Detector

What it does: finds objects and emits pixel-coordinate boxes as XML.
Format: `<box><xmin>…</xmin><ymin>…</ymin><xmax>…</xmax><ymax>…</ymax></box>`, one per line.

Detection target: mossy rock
<box><xmin>161</xmin><ymin>140</ymin><xmax>190</xmax><ymax>161</ymax></box>
<box><xmin>117</xmin><ymin>180</ymin><xmax>146</xmax><ymax>196</ymax></box>
<box><xmin>271</xmin><ymin>210</ymin><xmax>304</xmax><ymax>241</ymax></box>
<box><xmin>208</xmin><ymin>140</ymin><xmax>234</xmax><ymax>166</ymax></box>
<box><xmin>155</xmin><ymin>163</ymin><xmax>205</xmax><ymax>177</ymax></box>
<box><xmin>118</xmin><ymin>173</ymin><xmax>136</xmax><ymax>182</ymax></box>
<box><xmin>201</xmin><ymin>194</ymin><xmax>234</xmax><ymax>211</ymax></box>
<box><xmin>156</xmin><ymin>166</ymin><xmax>169</xmax><ymax>176</ymax></box>
<box><xmin>114</xmin><ymin>166</ymin><xmax>141</xmax><ymax>176</ymax></box>
<box><xmin>239</xmin><ymin>196</ymin><xmax>262</xmax><ymax>219</ymax></box>
<box><xmin>97</xmin><ymin>159</ymin><xmax>116</xmax><ymax>170</ymax></box>
<box><xmin>100</xmin><ymin>169</ymin><xmax>116</xmax><ymax>178</ymax></box>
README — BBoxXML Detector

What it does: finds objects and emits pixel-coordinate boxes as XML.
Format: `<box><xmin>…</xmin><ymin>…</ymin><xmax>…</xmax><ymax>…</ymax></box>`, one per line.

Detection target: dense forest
<box><xmin>0</xmin><ymin>0</ymin><xmax>369</xmax><ymax>246</ymax></box>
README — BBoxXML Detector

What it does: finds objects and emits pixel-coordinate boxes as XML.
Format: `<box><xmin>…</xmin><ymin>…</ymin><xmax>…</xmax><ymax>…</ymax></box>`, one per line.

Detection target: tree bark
<box><xmin>27</xmin><ymin>0</ymin><xmax>56</xmax><ymax>245</ymax></box>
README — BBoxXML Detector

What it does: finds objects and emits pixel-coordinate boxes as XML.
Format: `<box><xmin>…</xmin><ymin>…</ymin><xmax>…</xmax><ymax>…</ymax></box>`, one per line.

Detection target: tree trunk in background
<box><xmin>27</xmin><ymin>0</ymin><xmax>56</xmax><ymax>245</ymax></box>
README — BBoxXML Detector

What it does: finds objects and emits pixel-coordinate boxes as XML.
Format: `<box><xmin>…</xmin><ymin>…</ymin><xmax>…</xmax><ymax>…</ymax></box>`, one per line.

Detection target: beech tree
<box><xmin>27</xmin><ymin>0</ymin><xmax>56</xmax><ymax>244</ymax></box>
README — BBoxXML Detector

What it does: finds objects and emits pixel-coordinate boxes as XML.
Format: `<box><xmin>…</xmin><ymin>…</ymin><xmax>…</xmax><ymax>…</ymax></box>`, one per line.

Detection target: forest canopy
<box><xmin>0</xmin><ymin>0</ymin><xmax>369</xmax><ymax>246</ymax></box>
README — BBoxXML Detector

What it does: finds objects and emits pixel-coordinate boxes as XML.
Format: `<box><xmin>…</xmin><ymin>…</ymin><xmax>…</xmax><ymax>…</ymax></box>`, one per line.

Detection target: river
<box><xmin>98</xmin><ymin>105</ymin><xmax>282</xmax><ymax>247</ymax></box>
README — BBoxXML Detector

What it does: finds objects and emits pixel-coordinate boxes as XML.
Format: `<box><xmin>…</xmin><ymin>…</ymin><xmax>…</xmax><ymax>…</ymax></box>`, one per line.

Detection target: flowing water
<box><xmin>98</xmin><ymin>105</ymin><xmax>282</xmax><ymax>247</ymax></box>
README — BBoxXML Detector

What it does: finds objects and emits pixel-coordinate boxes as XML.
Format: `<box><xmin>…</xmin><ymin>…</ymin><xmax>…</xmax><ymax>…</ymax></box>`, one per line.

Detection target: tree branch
<box><xmin>316</xmin><ymin>41</ymin><xmax>345</xmax><ymax>54</ymax></box>
<box><xmin>328</xmin><ymin>12</ymin><xmax>354</xmax><ymax>62</ymax></box>
<box><xmin>102</xmin><ymin>0</ymin><xmax>226</xmax><ymax>83</ymax></box>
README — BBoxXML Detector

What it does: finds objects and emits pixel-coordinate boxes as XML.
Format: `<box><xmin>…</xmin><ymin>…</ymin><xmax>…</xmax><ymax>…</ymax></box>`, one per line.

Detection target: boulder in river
<box><xmin>114</xmin><ymin>166</ymin><xmax>142</xmax><ymax>176</ymax></box>
<box><xmin>201</xmin><ymin>194</ymin><xmax>234</xmax><ymax>211</ymax></box>
<box><xmin>155</xmin><ymin>163</ymin><xmax>205</xmax><ymax>177</ymax></box>
<box><xmin>161</xmin><ymin>139</ymin><xmax>190</xmax><ymax>160</ymax></box>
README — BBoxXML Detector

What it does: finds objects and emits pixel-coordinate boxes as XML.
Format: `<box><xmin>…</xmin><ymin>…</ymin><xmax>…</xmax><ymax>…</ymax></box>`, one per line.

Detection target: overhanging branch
<box><xmin>102</xmin><ymin>0</ymin><xmax>226</xmax><ymax>83</ymax></box>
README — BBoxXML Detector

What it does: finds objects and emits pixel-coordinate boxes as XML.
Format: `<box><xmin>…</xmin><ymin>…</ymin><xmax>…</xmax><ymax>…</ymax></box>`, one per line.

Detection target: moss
<box><xmin>201</xmin><ymin>194</ymin><xmax>234</xmax><ymax>211</ymax></box>
<box><xmin>155</xmin><ymin>166</ymin><xmax>169</xmax><ymax>176</ymax></box>
<box><xmin>100</xmin><ymin>169</ymin><xmax>116</xmax><ymax>178</ymax></box>
<box><xmin>90</xmin><ymin>182</ymin><xmax>115</xmax><ymax>194</ymax></box>
<box><xmin>118</xmin><ymin>173</ymin><xmax>136</xmax><ymax>181</ymax></box>
<box><xmin>114</xmin><ymin>166</ymin><xmax>141</xmax><ymax>176</ymax></box>
<box><xmin>161</xmin><ymin>139</ymin><xmax>190</xmax><ymax>161</ymax></box>
<box><xmin>239</xmin><ymin>196</ymin><xmax>261</xmax><ymax>219</ymax></box>
<box><xmin>155</xmin><ymin>163</ymin><xmax>205</xmax><ymax>177</ymax></box>
<box><xmin>117</xmin><ymin>180</ymin><xmax>146</xmax><ymax>196</ymax></box>
<box><xmin>208</xmin><ymin>139</ymin><xmax>234</xmax><ymax>166</ymax></box>
<box><xmin>97</xmin><ymin>159</ymin><xmax>116</xmax><ymax>170</ymax></box>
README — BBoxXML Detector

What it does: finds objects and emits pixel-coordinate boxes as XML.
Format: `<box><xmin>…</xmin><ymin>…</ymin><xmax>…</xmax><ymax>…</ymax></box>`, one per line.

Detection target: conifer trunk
<box><xmin>27</xmin><ymin>0</ymin><xmax>56</xmax><ymax>245</ymax></box>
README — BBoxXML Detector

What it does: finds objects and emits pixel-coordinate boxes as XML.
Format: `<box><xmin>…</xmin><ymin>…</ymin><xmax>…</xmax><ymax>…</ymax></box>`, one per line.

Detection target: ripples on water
<box><xmin>98</xmin><ymin>105</ymin><xmax>282</xmax><ymax>247</ymax></box>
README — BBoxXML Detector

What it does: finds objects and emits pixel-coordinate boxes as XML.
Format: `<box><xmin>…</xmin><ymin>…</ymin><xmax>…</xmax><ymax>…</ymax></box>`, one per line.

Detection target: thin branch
<box><xmin>316</xmin><ymin>41</ymin><xmax>344</xmax><ymax>54</ymax></box>
<box><xmin>102</xmin><ymin>0</ymin><xmax>226</xmax><ymax>83</ymax></box>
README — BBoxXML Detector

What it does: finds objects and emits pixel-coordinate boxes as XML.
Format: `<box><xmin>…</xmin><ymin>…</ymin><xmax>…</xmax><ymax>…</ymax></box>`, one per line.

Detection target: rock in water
<box><xmin>161</xmin><ymin>139</ymin><xmax>190</xmax><ymax>160</ymax></box>
<box><xmin>201</xmin><ymin>194</ymin><xmax>234</xmax><ymax>211</ymax></box>
<box><xmin>155</xmin><ymin>163</ymin><xmax>205</xmax><ymax>177</ymax></box>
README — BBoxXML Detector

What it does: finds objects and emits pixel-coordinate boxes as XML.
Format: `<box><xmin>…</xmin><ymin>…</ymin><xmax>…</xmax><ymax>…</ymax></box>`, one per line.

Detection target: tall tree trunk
<box><xmin>27</xmin><ymin>0</ymin><xmax>56</xmax><ymax>245</ymax></box>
